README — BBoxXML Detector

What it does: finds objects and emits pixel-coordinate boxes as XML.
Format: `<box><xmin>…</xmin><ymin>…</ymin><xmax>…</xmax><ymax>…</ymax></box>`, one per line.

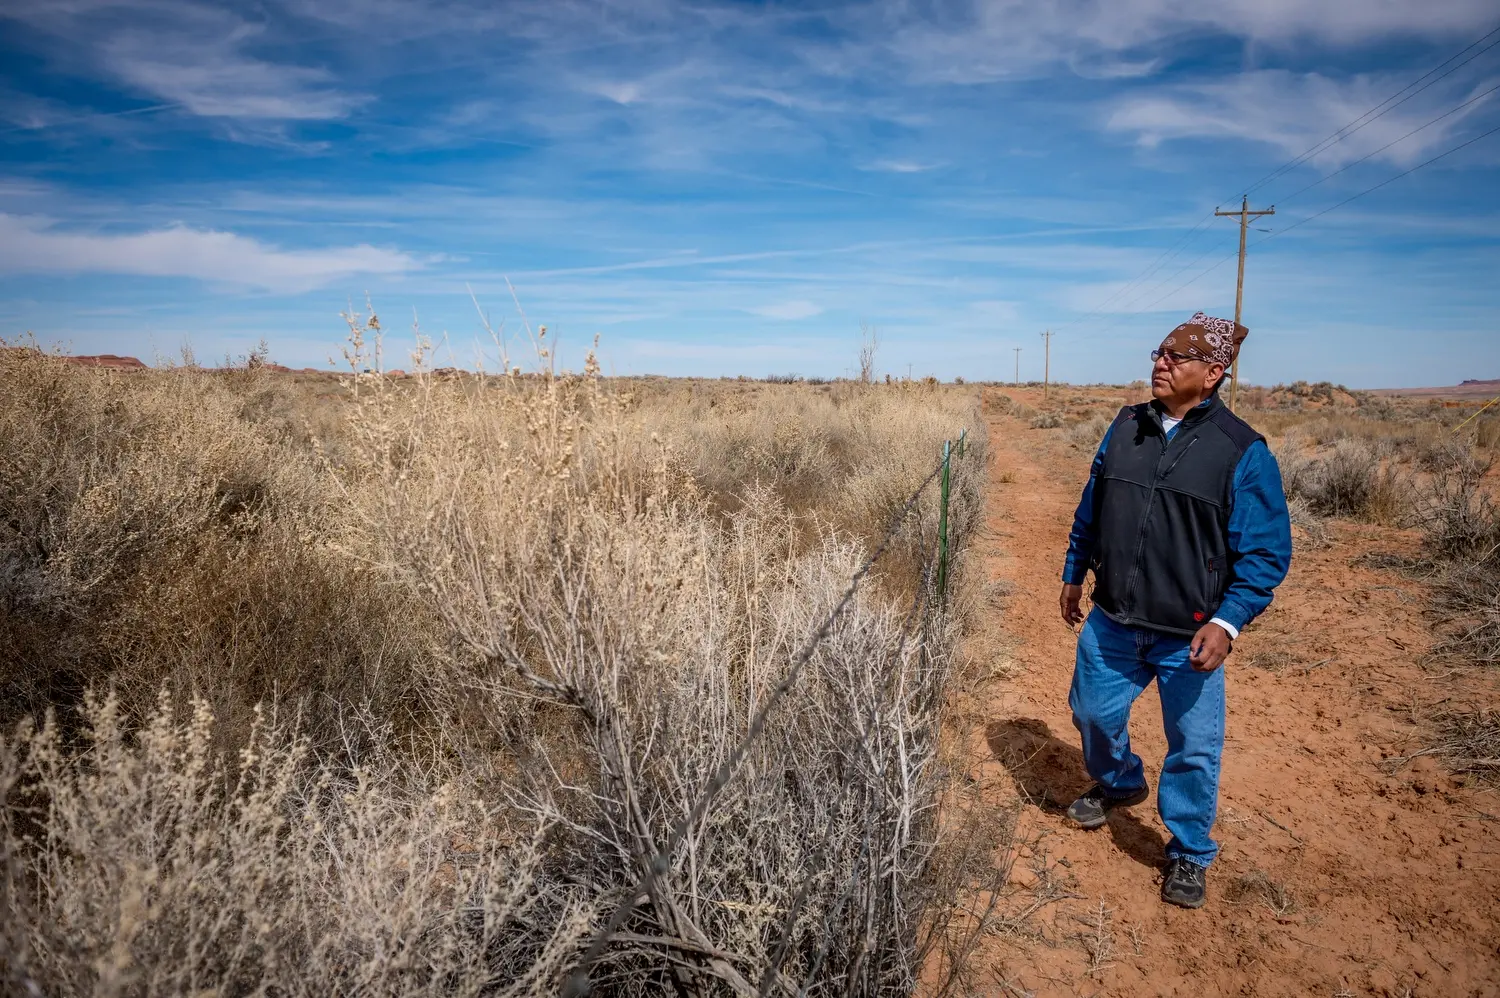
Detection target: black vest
<box><xmin>1090</xmin><ymin>397</ymin><xmax>1264</xmax><ymax>636</ymax></box>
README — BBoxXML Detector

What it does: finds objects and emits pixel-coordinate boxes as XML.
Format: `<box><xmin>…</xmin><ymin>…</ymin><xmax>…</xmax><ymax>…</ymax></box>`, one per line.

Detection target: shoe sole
<box><xmin>1161</xmin><ymin>891</ymin><xmax>1206</xmax><ymax>909</ymax></box>
<box><xmin>1067</xmin><ymin>786</ymin><xmax>1150</xmax><ymax>830</ymax></box>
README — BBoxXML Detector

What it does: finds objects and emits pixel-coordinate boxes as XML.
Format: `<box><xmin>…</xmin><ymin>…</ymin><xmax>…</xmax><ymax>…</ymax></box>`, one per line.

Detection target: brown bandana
<box><xmin>1160</xmin><ymin>312</ymin><xmax>1248</xmax><ymax>370</ymax></box>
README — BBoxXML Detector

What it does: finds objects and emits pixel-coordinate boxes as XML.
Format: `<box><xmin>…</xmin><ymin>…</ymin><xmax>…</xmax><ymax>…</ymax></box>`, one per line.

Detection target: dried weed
<box><xmin>0</xmin><ymin>328</ymin><xmax>992</xmax><ymax>995</ymax></box>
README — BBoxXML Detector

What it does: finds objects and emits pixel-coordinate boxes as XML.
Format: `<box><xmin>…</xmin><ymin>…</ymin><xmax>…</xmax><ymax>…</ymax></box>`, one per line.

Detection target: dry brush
<box><xmin>0</xmin><ymin>331</ymin><xmax>990</xmax><ymax>997</ymax></box>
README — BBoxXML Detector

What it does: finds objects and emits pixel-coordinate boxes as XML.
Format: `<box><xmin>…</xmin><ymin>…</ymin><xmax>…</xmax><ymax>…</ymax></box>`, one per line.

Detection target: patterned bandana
<box><xmin>1159</xmin><ymin>312</ymin><xmax>1248</xmax><ymax>370</ymax></box>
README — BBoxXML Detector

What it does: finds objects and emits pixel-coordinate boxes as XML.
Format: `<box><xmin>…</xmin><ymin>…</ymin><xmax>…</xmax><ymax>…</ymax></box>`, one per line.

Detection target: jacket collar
<box><xmin>1146</xmin><ymin>393</ymin><xmax>1218</xmax><ymax>432</ymax></box>
<box><xmin>1148</xmin><ymin>394</ymin><xmax>1220</xmax><ymax>431</ymax></box>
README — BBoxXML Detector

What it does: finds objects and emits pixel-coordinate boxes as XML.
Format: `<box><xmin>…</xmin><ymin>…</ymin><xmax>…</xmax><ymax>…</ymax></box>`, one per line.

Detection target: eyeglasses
<box><xmin>1151</xmin><ymin>349</ymin><xmax>1201</xmax><ymax>368</ymax></box>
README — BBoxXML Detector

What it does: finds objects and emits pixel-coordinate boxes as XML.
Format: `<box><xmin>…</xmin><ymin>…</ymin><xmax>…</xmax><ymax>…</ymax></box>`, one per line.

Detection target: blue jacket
<box><xmin>1062</xmin><ymin>399</ymin><xmax>1293</xmax><ymax>636</ymax></box>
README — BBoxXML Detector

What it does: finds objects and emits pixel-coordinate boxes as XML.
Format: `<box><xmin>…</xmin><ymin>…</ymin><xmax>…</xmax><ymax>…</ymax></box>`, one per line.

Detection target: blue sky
<box><xmin>1</xmin><ymin>0</ymin><xmax>1497</xmax><ymax>387</ymax></box>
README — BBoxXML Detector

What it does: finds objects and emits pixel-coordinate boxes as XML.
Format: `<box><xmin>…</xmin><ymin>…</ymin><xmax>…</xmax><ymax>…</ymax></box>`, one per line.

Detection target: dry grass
<box><xmin>1256</xmin><ymin>397</ymin><xmax>1500</xmax><ymax>784</ymax></box>
<box><xmin>1277</xmin><ymin>438</ymin><xmax>1413</xmax><ymax>525</ymax></box>
<box><xmin>1413</xmin><ymin>450</ymin><xmax>1500</xmax><ymax>668</ymax></box>
<box><xmin>0</xmin><ymin>327</ymin><xmax>990</xmax><ymax>996</ymax></box>
<box><xmin>1225</xmin><ymin>869</ymin><xmax>1299</xmax><ymax>917</ymax></box>
<box><xmin>1063</xmin><ymin>413</ymin><xmax>1113</xmax><ymax>451</ymax></box>
<box><xmin>1428</xmin><ymin>707</ymin><xmax>1500</xmax><ymax>787</ymax></box>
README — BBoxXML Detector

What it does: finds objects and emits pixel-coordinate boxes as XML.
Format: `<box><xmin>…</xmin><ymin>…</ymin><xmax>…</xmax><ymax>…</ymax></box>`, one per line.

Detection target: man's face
<box><xmin>1151</xmin><ymin>347</ymin><xmax>1225</xmax><ymax>404</ymax></box>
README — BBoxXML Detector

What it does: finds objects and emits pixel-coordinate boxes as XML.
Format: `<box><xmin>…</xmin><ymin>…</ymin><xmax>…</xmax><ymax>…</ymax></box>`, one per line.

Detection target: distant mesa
<box><xmin>63</xmin><ymin>354</ymin><xmax>148</xmax><ymax>370</ymax></box>
<box><xmin>1</xmin><ymin>346</ymin><xmax>146</xmax><ymax>370</ymax></box>
<box><xmin>1370</xmin><ymin>377</ymin><xmax>1499</xmax><ymax>400</ymax></box>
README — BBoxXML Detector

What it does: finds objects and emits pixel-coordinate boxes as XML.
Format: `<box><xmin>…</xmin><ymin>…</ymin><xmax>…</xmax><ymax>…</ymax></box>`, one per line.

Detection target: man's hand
<box><xmin>1189</xmin><ymin>622</ymin><xmax>1233</xmax><ymax>672</ymax></box>
<box><xmin>1060</xmin><ymin>583</ymin><xmax>1084</xmax><ymax>627</ymax></box>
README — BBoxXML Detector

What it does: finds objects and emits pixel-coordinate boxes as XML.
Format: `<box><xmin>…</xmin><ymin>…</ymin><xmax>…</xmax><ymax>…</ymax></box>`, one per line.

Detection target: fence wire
<box><xmin>563</xmin><ymin>436</ymin><xmax>970</xmax><ymax>996</ymax></box>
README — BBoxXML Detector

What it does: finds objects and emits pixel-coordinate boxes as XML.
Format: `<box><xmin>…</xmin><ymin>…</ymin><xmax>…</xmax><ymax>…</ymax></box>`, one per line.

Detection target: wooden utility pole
<box><xmin>1013</xmin><ymin>347</ymin><xmax>1022</xmax><ymax>386</ymax></box>
<box><xmin>1041</xmin><ymin>330</ymin><xmax>1054</xmax><ymax>398</ymax></box>
<box><xmin>1215</xmin><ymin>195</ymin><xmax>1275</xmax><ymax>410</ymax></box>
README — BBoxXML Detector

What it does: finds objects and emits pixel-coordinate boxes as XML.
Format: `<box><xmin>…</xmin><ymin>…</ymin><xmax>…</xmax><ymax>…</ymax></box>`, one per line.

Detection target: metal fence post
<box><xmin>937</xmin><ymin>439</ymin><xmax>951</xmax><ymax>600</ymax></box>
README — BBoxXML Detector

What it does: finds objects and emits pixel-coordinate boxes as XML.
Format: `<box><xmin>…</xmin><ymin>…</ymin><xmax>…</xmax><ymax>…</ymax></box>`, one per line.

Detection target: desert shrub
<box><xmin>1420</xmin><ymin>453</ymin><xmax>1500</xmax><ymax>562</ymax></box>
<box><xmin>1029</xmin><ymin>410</ymin><xmax>1064</xmax><ymax>430</ymax></box>
<box><xmin>1064</xmin><ymin>413</ymin><xmax>1113</xmax><ymax>450</ymax></box>
<box><xmin>1429</xmin><ymin>706</ymin><xmax>1500</xmax><ymax>784</ymax></box>
<box><xmin>1284</xmin><ymin>496</ymin><xmax>1331</xmax><ymax>551</ymax></box>
<box><xmin>1279</xmin><ymin>439</ymin><xmax>1411</xmax><ymax>524</ymax></box>
<box><xmin>1430</xmin><ymin>558</ymin><xmax>1500</xmax><ymax>665</ymax></box>
<box><xmin>0</xmin><ymin>334</ymin><xmax>991</xmax><ymax>995</ymax></box>
<box><xmin>1418</xmin><ymin>451</ymin><xmax>1500</xmax><ymax>666</ymax></box>
<box><xmin>0</xmin><ymin>347</ymin><xmax>429</xmax><ymax>751</ymax></box>
<box><xmin>1240</xmin><ymin>385</ymin><xmax>1271</xmax><ymax>410</ymax></box>
<box><xmin>0</xmin><ymin>694</ymin><xmax>593</xmax><ymax>997</ymax></box>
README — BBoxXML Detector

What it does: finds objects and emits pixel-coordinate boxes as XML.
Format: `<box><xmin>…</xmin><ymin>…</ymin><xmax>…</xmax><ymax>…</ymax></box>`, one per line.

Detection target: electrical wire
<box><xmin>1259</xmin><ymin>119</ymin><xmax>1500</xmax><ymax>243</ymax></box>
<box><xmin>1239</xmin><ymin>22</ymin><xmax>1500</xmax><ymax>199</ymax></box>
<box><xmin>1052</xmin><ymin>23</ymin><xmax>1500</xmax><ymax>339</ymax></box>
<box><xmin>1274</xmin><ymin>80</ymin><xmax>1500</xmax><ymax>206</ymax></box>
<box><xmin>1049</xmin><ymin>210</ymin><xmax>1219</xmax><ymax>333</ymax></box>
<box><xmin>1084</xmin><ymin>117</ymin><xmax>1500</xmax><ymax>340</ymax></box>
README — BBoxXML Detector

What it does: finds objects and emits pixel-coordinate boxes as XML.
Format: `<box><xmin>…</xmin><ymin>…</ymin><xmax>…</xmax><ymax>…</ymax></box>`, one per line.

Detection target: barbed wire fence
<box><xmin>561</xmin><ymin>426</ymin><xmax>979</xmax><ymax>997</ymax></box>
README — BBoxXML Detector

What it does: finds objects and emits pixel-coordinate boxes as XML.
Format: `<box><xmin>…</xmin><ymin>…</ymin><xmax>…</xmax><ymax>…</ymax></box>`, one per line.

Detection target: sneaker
<box><xmin>1065</xmin><ymin>782</ymin><xmax>1150</xmax><ymax>830</ymax></box>
<box><xmin>1160</xmin><ymin>858</ymin><xmax>1207</xmax><ymax>909</ymax></box>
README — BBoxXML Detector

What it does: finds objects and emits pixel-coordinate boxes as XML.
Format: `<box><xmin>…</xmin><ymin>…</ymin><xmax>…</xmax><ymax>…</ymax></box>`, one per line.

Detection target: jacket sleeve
<box><xmin>1061</xmin><ymin>422</ymin><xmax>1115</xmax><ymax>584</ymax></box>
<box><xmin>1214</xmin><ymin>440</ymin><xmax>1293</xmax><ymax>633</ymax></box>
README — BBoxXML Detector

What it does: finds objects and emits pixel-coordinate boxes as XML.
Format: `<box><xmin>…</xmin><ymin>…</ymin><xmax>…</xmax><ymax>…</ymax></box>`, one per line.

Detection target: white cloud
<box><xmin>0</xmin><ymin>215</ymin><xmax>417</xmax><ymax>292</ymax></box>
<box><xmin>1107</xmin><ymin>70</ymin><xmax>1495</xmax><ymax>167</ymax></box>
<box><xmin>864</xmin><ymin>0</ymin><xmax>1496</xmax><ymax>83</ymax></box>
<box><xmin>591</xmin><ymin>81</ymin><xmax>646</xmax><ymax>106</ymax></box>
<box><xmin>746</xmin><ymin>300</ymin><xmax>824</xmax><ymax>320</ymax></box>
<box><xmin>106</xmin><ymin>45</ymin><xmax>361</xmax><ymax>120</ymax></box>
<box><xmin>864</xmin><ymin>159</ymin><xmax>943</xmax><ymax>173</ymax></box>
<box><xmin>3</xmin><ymin>1</ymin><xmax>363</xmax><ymax>122</ymax></box>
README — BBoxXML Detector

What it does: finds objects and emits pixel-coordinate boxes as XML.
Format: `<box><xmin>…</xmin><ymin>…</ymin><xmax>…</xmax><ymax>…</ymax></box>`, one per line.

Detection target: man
<box><xmin>1058</xmin><ymin>312</ymin><xmax>1292</xmax><ymax>909</ymax></box>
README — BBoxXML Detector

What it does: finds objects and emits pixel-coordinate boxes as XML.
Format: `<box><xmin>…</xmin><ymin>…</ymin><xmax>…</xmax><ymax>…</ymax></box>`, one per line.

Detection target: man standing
<box><xmin>1058</xmin><ymin>312</ymin><xmax>1292</xmax><ymax>909</ymax></box>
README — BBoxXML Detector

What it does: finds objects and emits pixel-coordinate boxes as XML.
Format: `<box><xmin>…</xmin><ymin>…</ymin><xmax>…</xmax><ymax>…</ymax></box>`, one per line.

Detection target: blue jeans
<box><xmin>1069</xmin><ymin>608</ymin><xmax>1226</xmax><ymax>867</ymax></box>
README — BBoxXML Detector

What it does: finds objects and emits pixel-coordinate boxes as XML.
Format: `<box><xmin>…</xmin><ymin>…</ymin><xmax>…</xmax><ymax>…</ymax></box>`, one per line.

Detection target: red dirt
<box><xmin>961</xmin><ymin>387</ymin><xmax>1500</xmax><ymax>998</ymax></box>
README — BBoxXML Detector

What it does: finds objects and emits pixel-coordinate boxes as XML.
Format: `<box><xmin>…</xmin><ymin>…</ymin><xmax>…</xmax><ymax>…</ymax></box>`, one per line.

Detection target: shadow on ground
<box><xmin>985</xmin><ymin>717</ymin><xmax>1166</xmax><ymax>871</ymax></box>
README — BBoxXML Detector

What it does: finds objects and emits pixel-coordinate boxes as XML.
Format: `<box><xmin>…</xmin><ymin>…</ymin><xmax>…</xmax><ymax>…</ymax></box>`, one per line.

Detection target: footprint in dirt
<box><xmin>985</xmin><ymin>717</ymin><xmax>1167</xmax><ymax>870</ymax></box>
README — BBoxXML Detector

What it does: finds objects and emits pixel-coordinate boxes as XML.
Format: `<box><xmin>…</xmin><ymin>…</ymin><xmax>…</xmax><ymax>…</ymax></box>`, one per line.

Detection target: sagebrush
<box><xmin>0</xmin><ymin>329</ymin><xmax>990</xmax><ymax>996</ymax></box>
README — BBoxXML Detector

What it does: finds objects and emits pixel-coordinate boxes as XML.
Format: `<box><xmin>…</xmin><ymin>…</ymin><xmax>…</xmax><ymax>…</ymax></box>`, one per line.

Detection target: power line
<box><xmin>1102</xmin><ymin>230</ymin><xmax>1239</xmax><ymax>315</ymax></box>
<box><xmin>1240</xmin><ymin>22</ymin><xmax>1500</xmax><ymax>199</ymax></box>
<box><xmin>1088</xmin><ymin>117</ymin><xmax>1500</xmax><ymax>338</ymax></box>
<box><xmin>1275</xmin><ymin>80</ymin><xmax>1500</xmax><ymax>206</ymax></box>
<box><xmin>1053</xmin><ymin>23</ymin><xmax>1500</xmax><ymax>337</ymax></box>
<box><xmin>1052</xmin><ymin>210</ymin><xmax>1218</xmax><ymax>331</ymax></box>
<box><xmin>1260</xmin><ymin>118</ymin><xmax>1500</xmax><ymax>243</ymax></box>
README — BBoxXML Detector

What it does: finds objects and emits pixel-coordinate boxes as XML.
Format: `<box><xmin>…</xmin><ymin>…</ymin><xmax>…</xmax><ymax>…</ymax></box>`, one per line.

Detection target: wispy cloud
<box><xmin>0</xmin><ymin>0</ymin><xmax>1496</xmax><ymax>386</ymax></box>
<box><xmin>856</xmin><ymin>0</ymin><xmax>1496</xmax><ymax>84</ymax></box>
<box><xmin>0</xmin><ymin>215</ymin><xmax>416</xmax><ymax>292</ymax></box>
<box><xmin>863</xmin><ymin>159</ymin><xmax>944</xmax><ymax>173</ymax></box>
<box><xmin>1107</xmin><ymin>70</ymin><xmax>1496</xmax><ymax>167</ymax></box>
<box><xmin>4</xmin><ymin>0</ymin><xmax>364</xmax><ymax>124</ymax></box>
<box><xmin>746</xmin><ymin>300</ymin><xmax>824</xmax><ymax>320</ymax></box>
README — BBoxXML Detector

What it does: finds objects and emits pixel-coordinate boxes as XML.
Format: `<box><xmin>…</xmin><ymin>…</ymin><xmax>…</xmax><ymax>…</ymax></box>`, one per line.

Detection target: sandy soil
<box><xmin>958</xmin><ymin>387</ymin><xmax>1500</xmax><ymax>998</ymax></box>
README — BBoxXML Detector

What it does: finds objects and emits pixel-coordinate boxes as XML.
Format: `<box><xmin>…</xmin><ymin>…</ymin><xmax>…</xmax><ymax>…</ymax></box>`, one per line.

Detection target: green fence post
<box><xmin>957</xmin><ymin>427</ymin><xmax>967</xmax><ymax>458</ymax></box>
<box><xmin>937</xmin><ymin>438</ymin><xmax>952</xmax><ymax>600</ymax></box>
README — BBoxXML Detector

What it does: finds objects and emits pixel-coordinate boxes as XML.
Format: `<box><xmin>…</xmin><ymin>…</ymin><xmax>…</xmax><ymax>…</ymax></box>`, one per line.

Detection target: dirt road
<box><xmin>961</xmin><ymin>388</ymin><xmax>1500</xmax><ymax>997</ymax></box>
